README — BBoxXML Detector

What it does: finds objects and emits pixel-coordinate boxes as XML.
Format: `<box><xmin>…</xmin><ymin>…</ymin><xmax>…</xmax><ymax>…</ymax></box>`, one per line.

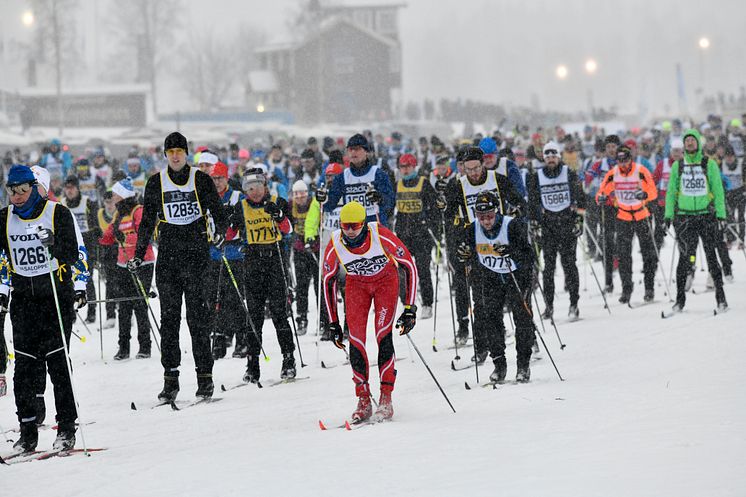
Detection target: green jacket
<box><xmin>664</xmin><ymin>128</ymin><xmax>726</xmax><ymax>219</ymax></box>
<box><xmin>303</xmin><ymin>198</ymin><xmax>321</xmax><ymax>242</ymax></box>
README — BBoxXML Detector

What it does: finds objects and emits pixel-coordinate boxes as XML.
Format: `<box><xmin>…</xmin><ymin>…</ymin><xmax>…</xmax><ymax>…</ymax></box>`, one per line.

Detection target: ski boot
<box><xmin>212</xmin><ymin>334</ymin><xmax>227</xmax><ymax>360</ymax></box>
<box><xmin>541</xmin><ymin>306</ymin><xmax>553</xmax><ymax>320</ymax></box>
<box><xmin>232</xmin><ymin>342</ymin><xmax>249</xmax><ymax>359</ymax></box>
<box><xmin>52</xmin><ymin>421</ymin><xmax>76</xmax><ymax>451</ymax></box>
<box><xmin>351</xmin><ymin>395</ymin><xmax>373</xmax><ymax>423</ymax></box>
<box><xmin>135</xmin><ymin>345</ymin><xmax>151</xmax><ymax>359</ymax></box>
<box><xmin>716</xmin><ymin>288</ymin><xmax>728</xmax><ymax>312</ymax></box>
<box><xmin>456</xmin><ymin>321</ymin><xmax>469</xmax><ymax>346</ymax></box>
<box><xmin>114</xmin><ymin>343</ymin><xmax>130</xmax><ymax>361</ymax></box>
<box><xmin>724</xmin><ymin>266</ymin><xmax>734</xmax><ymax>283</ymax></box>
<box><xmin>296</xmin><ymin>317</ymin><xmax>308</xmax><ymax>336</ymax></box>
<box><xmin>280</xmin><ymin>353</ymin><xmax>297</xmax><ymax>380</ymax></box>
<box><xmin>373</xmin><ymin>391</ymin><xmax>394</xmax><ymax>421</ymax></box>
<box><xmin>684</xmin><ymin>265</ymin><xmax>695</xmax><ymax>291</ymax></box>
<box><xmin>85</xmin><ymin>307</ymin><xmax>96</xmax><ymax>324</ymax></box>
<box><xmin>643</xmin><ymin>289</ymin><xmax>654</xmax><ymax>303</ymax></box>
<box><xmin>471</xmin><ymin>350</ymin><xmax>488</xmax><ymax>365</ymax></box>
<box><xmin>420</xmin><ymin>306</ymin><xmax>433</xmax><ymax>319</ymax></box>
<box><xmin>489</xmin><ymin>355</ymin><xmax>507</xmax><ymax>384</ymax></box>
<box><xmin>706</xmin><ymin>274</ymin><xmax>714</xmax><ymax>290</ymax></box>
<box><xmin>618</xmin><ymin>290</ymin><xmax>631</xmax><ymax>304</ymax></box>
<box><xmin>13</xmin><ymin>422</ymin><xmax>38</xmax><ymax>453</ymax></box>
<box><xmin>103</xmin><ymin>317</ymin><xmax>116</xmax><ymax>329</ymax></box>
<box><xmin>516</xmin><ymin>364</ymin><xmax>531</xmax><ymax>383</ymax></box>
<box><xmin>35</xmin><ymin>395</ymin><xmax>46</xmax><ymax>425</ymax></box>
<box><xmin>568</xmin><ymin>305</ymin><xmax>579</xmax><ymax>321</ymax></box>
<box><xmin>158</xmin><ymin>371</ymin><xmax>179</xmax><ymax>402</ymax></box>
<box><xmin>195</xmin><ymin>373</ymin><xmax>214</xmax><ymax>399</ymax></box>
<box><xmin>603</xmin><ymin>284</ymin><xmax>614</xmax><ymax>294</ymax></box>
<box><xmin>243</xmin><ymin>355</ymin><xmax>260</xmax><ymax>384</ymax></box>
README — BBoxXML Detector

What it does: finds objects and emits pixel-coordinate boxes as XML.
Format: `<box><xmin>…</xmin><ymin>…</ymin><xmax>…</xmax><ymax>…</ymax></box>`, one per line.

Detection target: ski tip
<box><xmin>169</xmin><ymin>402</ymin><xmax>179</xmax><ymax>411</ymax></box>
<box><xmin>464</xmin><ymin>382</ymin><xmax>471</xmax><ymax>390</ymax></box>
<box><xmin>220</xmin><ymin>384</ymin><xmax>227</xmax><ymax>392</ymax></box>
<box><xmin>561</xmin><ymin>344</ymin><xmax>567</xmax><ymax>350</ymax></box>
<box><xmin>321</xmin><ymin>361</ymin><xmax>327</xmax><ymax>369</ymax></box>
<box><xmin>318</xmin><ymin>420</ymin><xmax>327</xmax><ymax>431</ymax></box>
<box><xmin>344</xmin><ymin>420</ymin><xmax>352</xmax><ymax>431</ymax></box>
<box><xmin>432</xmin><ymin>346</ymin><xmax>438</xmax><ymax>352</ymax></box>
<box><xmin>257</xmin><ymin>382</ymin><xmax>263</xmax><ymax>389</ymax></box>
<box><xmin>450</xmin><ymin>361</ymin><xmax>456</xmax><ymax>371</ymax></box>
<box><xmin>130</xmin><ymin>402</ymin><xmax>137</xmax><ymax>411</ymax></box>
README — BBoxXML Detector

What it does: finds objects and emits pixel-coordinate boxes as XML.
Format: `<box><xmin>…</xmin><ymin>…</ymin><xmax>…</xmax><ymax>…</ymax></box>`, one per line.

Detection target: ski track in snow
<box><xmin>1</xmin><ymin>241</ymin><xmax>745</xmax><ymax>497</ymax></box>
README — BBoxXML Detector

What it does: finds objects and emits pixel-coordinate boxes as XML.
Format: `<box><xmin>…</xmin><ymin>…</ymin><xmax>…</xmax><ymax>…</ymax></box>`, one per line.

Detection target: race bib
<box><xmin>680</xmin><ymin>167</ymin><xmax>708</xmax><ymax>196</ymax></box>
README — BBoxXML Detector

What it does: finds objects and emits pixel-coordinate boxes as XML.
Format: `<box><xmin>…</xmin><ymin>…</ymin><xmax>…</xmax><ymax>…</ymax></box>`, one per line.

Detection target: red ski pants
<box><xmin>345</xmin><ymin>265</ymin><xmax>399</xmax><ymax>398</ymax></box>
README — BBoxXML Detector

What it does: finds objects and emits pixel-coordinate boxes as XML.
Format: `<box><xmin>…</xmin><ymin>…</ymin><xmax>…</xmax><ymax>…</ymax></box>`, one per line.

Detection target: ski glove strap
<box><xmin>396</xmin><ymin>305</ymin><xmax>417</xmax><ymax>335</ymax></box>
<box><xmin>326</xmin><ymin>322</ymin><xmax>345</xmax><ymax>350</ymax></box>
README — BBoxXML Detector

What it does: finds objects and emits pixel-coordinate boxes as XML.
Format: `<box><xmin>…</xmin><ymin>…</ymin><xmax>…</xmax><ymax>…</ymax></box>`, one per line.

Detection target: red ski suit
<box><xmin>323</xmin><ymin>222</ymin><xmax>417</xmax><ymax>397</ymax></box>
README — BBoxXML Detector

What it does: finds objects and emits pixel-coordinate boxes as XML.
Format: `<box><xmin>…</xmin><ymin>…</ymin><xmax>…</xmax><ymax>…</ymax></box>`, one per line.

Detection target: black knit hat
<box><xmin>461</xmin><ymin>146</ymin><xmax>484</xmax><ymax>163</ymax></box>
<box><xmin>164</xmin><ymin>132</ymin><xmax>188</xmax><ymax>155</ymax></box>
<box><xmin>604</xmin><ymin>135</ymin><xmax>621</xmax><ymax>146</ymax></box>
<box><xmin>347</xmin><ymin>133</ymin><xmax>370</xmax><ymax>151</ymax></box>
<box><xmin>64</xmin><ymin>175</ymin><xmax>80</xmax><ymax>187</ymax></box>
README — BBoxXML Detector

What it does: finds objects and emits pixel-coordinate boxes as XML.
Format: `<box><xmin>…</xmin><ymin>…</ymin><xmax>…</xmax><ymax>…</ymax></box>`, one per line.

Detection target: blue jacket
<box><xmin>210</xmin><ymin>188</ymin><xmax>246</xmax><ymax>261</ymax></box>
<box><xmin>505</xmin><ymin>159</ymin><xmax>527</xmax><ymax>198</ymax></box>
<box><xmin>324</xmin><ymin>161</ymin><xmax>395</xmax><ymax>226</ymax></box>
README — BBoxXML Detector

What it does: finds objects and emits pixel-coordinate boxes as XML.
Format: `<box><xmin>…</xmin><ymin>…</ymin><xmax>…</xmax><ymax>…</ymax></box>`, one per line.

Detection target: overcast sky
<box><xmin>183</xmin><ymin>0</ymin><xmax>746</xmax><ymax>116</ymax></box>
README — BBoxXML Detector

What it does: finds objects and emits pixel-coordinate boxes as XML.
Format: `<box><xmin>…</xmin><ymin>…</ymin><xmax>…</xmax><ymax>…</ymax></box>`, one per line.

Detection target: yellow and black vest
<box><xmin>241</xmin><ymin>195</ymin><xmax>281</xmax><ymax>245</ymax></box>
<box><xmin>396</xmin><ymin>176</ymin><xmax>425</xmax><ymax>214</ymax></box>
<box><xmin>98</xmin><ymin>208</ymin><xmax>114</xmax><ymax>233</ymax></box>
<box><xmin>291</xmin><ymin>201</ymin><xmax>309</xmax><ymax>239</ymax></box>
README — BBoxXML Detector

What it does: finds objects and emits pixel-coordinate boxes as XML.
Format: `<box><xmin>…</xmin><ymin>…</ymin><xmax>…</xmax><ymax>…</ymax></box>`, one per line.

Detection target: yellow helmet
<box><xmin>340</xmin><ymin>201</ymin><xmax>366</xmax><ymax>224</ymax></box>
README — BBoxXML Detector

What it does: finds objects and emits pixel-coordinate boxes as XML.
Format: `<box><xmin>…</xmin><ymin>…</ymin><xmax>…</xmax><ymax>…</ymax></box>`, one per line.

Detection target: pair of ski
<box><xmin>2</xmin><ymin>421</ymin><xmax>95</xmax><ymax>435</ymax></box>
<box><xmin>131</xmin><ymin>397</ymin><xmax>223</xmax><ymax>411</ymax></box>
<box><xmin>220</xmin><ymin>376</ymin><xmax>310</xmax><ymax>392</ymax></box>
<box><xmin>318</xmin><ymin>416</ymin><xmax>390</xmax><ymax>431</ymax></box>
<box><xmin>0</xmin><ymin>447</ymin><xmax>106</xmax><ymax>465</ymax></box>
<box><xmin>661</xmin><ymin>306</ymin><xmax>729</xmax><ymax>319</ymax></box>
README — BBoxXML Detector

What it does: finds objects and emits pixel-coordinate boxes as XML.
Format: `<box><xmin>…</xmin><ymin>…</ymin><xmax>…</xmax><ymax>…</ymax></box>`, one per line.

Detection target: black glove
<box><xmin>126</xmin><ymin>257</ymin><xmax>143</xmax><ymax>273</ymax></box>
<box><xmin>365</xmin><ymin>188</ymin><xmax>382</xmax><ymax>204</ymax></box>
<box><xmin>264</xmin><ymin>201</ymin><xmax>284</xmax><ymax>222</ymax></box>
<box><xmin>74</xmin><ymin>290</ymin><xmax>87</xmax><ymax>309</ymax></box>
<box><xmin>37</xmin><ymin>228</ymin><xmax>54</xmax><ymax>248</ymax></box>
<box><xmin>315</xmin><ymin>186</ymin><xmax>328</xmax><ymax>204</ymax></box>
<box><xmin>435</xmin><ymin>178</ymin><xmax>448</xmax><ymax>194</ymax></box>
<box><xmin>0</xmin><ymin>294</ymin><xmax>8</xmax><ymax>313</ymax></box>
<box><xmin>396</xmin><ymin>305</ymin><xmax>417</xmax><ymax>335</ymax></box>
<box><xmin>326</xmin><ymin>322</ymin><xmax>345</xmax><ymax>350</ymax></box>
<box><xmin>597</xmin><ymin>194</ymin><xmax>607</xmax><ymax>205</ymax></box>
<box><xmin>212</xmin><ymin>232</ymin><xmax>225</xmax><ymax>249</ymax></box>
<box><xmin>114</xmin><ymin>229</ymin><xmax>126</xmax><ymax>245</ymax></box>
<box><xmin>456</xmin><ymin>242</ymin><xmax>472</xmax><ymax>263</ymax></box>
<box><xmin>572</xmin><ymin>213</ymin><xmax>584</xmax><ymax>238</ymax></box>
<box><xmin>634</xmin><ymin>189</ymin><xmax>648</xmax><ymax>201</ymax></box>
<box><xmin>435</xmin><ymin>194</ymin><xmax>447</xmax><ymax>210</ymax></box>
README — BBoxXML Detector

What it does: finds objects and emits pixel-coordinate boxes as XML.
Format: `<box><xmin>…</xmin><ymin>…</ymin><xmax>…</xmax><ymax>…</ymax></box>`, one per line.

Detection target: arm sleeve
<box><xmin>596</xmin><ymin>169</ymin><xmax>616</xmax><ymax>201</ymax></box>
<box><xmin>709</xmin><ymin>160</ymin><xmax>727</xmax><ymax>219</ymax></box>
<box><xmin>304</xmin><ymin>199</ymin><xmax>320</xmax><ymax>242</ymax></box>
<box><xmin>378</xmin><ymin>226</ymin><xmax>418</xmax><ymax>306</ymax></box>
<box><xmin>99</xmin><ymin>217</ymin><xmax>116</xmax><ymax>246</ymax></box>
<box><xmin>275</xmin><ymin>198</ymin><xmax>292</xmax><ymax>235</ymax></box>
<box><xmin>0</xmin><ymin>249</ymin><xmax>11</xmax><ymax>297</ymax></box>
<box><xmin>585</xmin><ymin>161</ymin><xmax>600</xmax><ymax>187</ymax></box>
<box><xmin>87</xmin><ymin>199</ymin><xmax>101</xmax><ymax>238</ymax></box>
<box><xmin>641</xmin><ymin>168</ymin><xmax>658</xmax><ymax>203</ymax></box>
<box><xmin>196</xmin><ymin>171</ymin><xmax>228</xmax><ymax>235</ymax></box>
<box><xmin>526</xmin><ymin>173</ymin><xmax>541</xmax><ymax>221</ymax></box>
<box><xmin>568</xmin><ymin>170</ymin><xmax>586</xmax><ymax>211</ymax></box>
<box><xmin>51</xmin><ymin>205</ymin><xmax>82</xmax><ymax>267</ymax></box>
<box><xmin>322</xmin><ymin>239</ymin><xmax>340</xmax><ymax>323</ymax></box>
<box><xmin>135</xmin><ymin>174</ymin><xmax>162</xmax><ymax>260</ymax></box>
<box><xmin>507</xmin><ymin>161</ymin><xmax>526</xmax><ymax>197</ymax></box>
<box><xmin>664</xmin><ymin>162</ymin><xmax>680</xmax><ymax>219</ymax></box>
<box><xmin>375</xmin><ymin>168</ymin><xmax>396</xmax><ymax>218</ymax></box>
<box><xmin>323</xmin><ymin>174</ymin><xmax>345</xmax><ymax>213</ymax></box>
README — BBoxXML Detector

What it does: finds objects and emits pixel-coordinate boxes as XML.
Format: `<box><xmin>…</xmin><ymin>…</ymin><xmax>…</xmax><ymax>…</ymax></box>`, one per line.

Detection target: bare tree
<box><xmin>104</xmin><ymin>0</ymin><xmax>183</xmax><ymax>115</ymax></box>
<box><xmin>231</xmin><ymin>26</ymin><xmax>267</xmax><ymax>105</ymax></box>
<box><xmin>180</xmin><ymin>33</ymin><xmax>236</xmax><ymax>111</ymax></box>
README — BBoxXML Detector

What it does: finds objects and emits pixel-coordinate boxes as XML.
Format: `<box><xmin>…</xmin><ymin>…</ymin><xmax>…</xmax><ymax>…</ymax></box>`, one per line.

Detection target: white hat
<box><xmin>31</xmin><ymin>166</ymin><xmax>50</xmax><ymax>193</ymax></box>
<box><xmin>543</xmin><ymin>141</ymin><xmax>561</xmax><ymax>154</ymax></box>
<box><xmin>670</xmin><ymin>138</ymin><xmax>684</xmax><ymax>150</ymax></box>
<box><xmin>292</xmin><ymin>180</ymin><xmax>308</xmax><ymax>193</ymax></box>
<box><xmin>198</xmin><ymin>152</ymin><xmax>218</xmax><ymax>165</ymax></box>
<box><xmin>111</xmin><ymin>178</ymin><xmax>137</xmax><ymax>199</ymax></box>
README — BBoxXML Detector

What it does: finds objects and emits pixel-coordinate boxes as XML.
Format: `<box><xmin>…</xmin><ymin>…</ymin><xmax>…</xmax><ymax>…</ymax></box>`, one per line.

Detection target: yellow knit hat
<box><xmin>340</xmin><ymin>201</ymin><xmax>366</xmax><ymax>224</ymax></box>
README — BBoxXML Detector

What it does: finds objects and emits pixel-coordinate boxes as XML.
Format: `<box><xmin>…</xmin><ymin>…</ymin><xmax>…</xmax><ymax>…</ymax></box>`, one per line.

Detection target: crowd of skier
<box><xmin>0</xmin><ymin>113</ymin><xmax>744</xmax><ymax>452</ymax></box>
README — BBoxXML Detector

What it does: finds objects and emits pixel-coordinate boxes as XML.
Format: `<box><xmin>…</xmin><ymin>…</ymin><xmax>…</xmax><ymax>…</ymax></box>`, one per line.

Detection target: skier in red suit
<box><xmin>322</xmin><ymin>201</ymin><xmax>418</xmax><ymax>423</ymax></box>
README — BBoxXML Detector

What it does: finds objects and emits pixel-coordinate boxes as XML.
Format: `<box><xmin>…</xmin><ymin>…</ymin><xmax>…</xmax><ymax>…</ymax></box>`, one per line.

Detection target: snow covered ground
<box><xmin>2</xmin><ymin>240</ymin><xmax>745</xmax><ymax>497</ymax></box>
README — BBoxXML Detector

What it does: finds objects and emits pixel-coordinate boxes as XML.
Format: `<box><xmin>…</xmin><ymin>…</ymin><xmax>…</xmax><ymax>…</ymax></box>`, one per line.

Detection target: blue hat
<box><xmin>112</xmin><ymin>178</ymin><xmax>136</xmax><ymax>199</ymax></box>
<box><xmin>7</xmin><ymin>165</ymin><xmax>36</xmax><ymax>186</ymax></box>
<box><xmin>347</xmin><ymin>133</ymin><xmax>370</xmax><ymax>151</ymax></box>
<box><xmin>478</xmin><ymin>137</ymin><xmax>497</xmax><ymax>155</ymax></box>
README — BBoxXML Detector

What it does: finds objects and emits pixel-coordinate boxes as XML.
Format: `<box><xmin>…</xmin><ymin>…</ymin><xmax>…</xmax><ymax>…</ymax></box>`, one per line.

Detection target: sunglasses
<box><xmin>617</xmin><ymin>154</ymin><xmax>632</xmax><ymax>162</ymax></box>
<box><xmin>6</xmin><ymin>183</ymin><xmax>32</xmax><ymax>196</ymax></box>
<box><xmin>475</xmin><ymin>209</ymin><xmax>496</xmax><ymax>218</ymax></box>
<box><xmin>341</xmin><ymin>222</ymin><xmax>363</xmax><ymax>231</ymax></box>
<box><xmin>165</xmin><ymin>148</ymin><xmax>186</xmax><ymax>157</ymax></box>
<box><xmin>544</xmin><ymin>150</ymin><xmax>559</xmax><ymax>157</ymax></box>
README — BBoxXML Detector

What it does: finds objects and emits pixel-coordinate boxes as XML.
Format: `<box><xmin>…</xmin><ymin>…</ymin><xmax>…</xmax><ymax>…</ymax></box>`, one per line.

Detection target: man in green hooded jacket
<box><xmin>664</xmin><ymin>128</ymin><xmax>728</xmax><ymax>312</ymax></box>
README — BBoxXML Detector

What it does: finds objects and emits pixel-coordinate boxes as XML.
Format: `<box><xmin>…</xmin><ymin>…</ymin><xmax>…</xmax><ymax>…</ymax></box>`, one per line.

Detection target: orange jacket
<box><xmin>595</xmin><ymin>163</ymin><xmax>658</xmax><ymax>221</ymax></box>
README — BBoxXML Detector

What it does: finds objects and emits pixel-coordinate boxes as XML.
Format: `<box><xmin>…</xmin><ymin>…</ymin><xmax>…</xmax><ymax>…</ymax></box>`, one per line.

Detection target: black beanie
<box><xmin>604</xmin><ymin>135</ymin><xmax>621</xmax><ymax>146</ymax></box>
<box><xmin>164</xmin><ymin>132</ymin><xmax>188</xmax><ymax>155</ymax></box>
<box><xmin>461</xmin><ymin>146</ymin><xmax>484</xmax><ymax>163</ymax></box>
<box><xmin>347</xmin><ymin>133</ymin><xmax>370</xmax><ymax>151</ymax></box>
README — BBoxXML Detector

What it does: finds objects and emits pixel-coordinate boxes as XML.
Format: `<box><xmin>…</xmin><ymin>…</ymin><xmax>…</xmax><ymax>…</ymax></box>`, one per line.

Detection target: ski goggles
<box><xmin>6</xmin><ymin>183</ymin><xmax>33</xmax><ymax>196</ymax></box>
<box><xmin>165</xmin><ymin>148</ymin><xmax>186</xmax><ymax>157</ymax></box>
<box><xmin>616</xmin><ymin>151</ymin><xmax>632</xmax><ymax>162</ymax></box>
<box><xmin>341</xmin><ymin>222</ymin><xmax>364</xmax><ymax>231</ymax></box>
<box><xmin>543</xmin><ymin>149</ymin><xmax>559</xmax><ymax>157</ymax></box>
<box><xmin>475</xmin><ymin>209</ymin><xmax>496</xmax><ymax>220</ymax></box>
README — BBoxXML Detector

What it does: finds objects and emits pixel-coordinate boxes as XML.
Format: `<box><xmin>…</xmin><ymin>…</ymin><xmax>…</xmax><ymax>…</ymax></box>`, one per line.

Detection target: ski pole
<box><xmin>402</xmin><ymin>332</ymin><xmax>456</xmax><ymax>413</ymax></box>
<box><xmin>426</xmin><ymin>228</ymin><xmax>441</xmax><ymax>352</ymax></box>
<box><xmin>212</xmin><ymin>255</ymin><xmax>225</xmax><ymax>345</ymax></box>
<box><xmin>581</xmin><ymin>226</ymin><xmax>611</xmax><ymax>314</ymax></box>
<box><xmin>97</xmin><ymin>246</ymin><xmax>103</xmax><ymax>360</ymax></box>
<box><xmin>463</xmin><ymin>265</ymin><xmax>479</xmax><ymax>384</ymax></box>
<box><xmin>41</xmin><ymin>233</ymin><xmax>89</xmax><ymax>456</ymax></box>
<box><xmin>221</xmin><ymin>254</ymin><xmax>269</xmax><ymax>362</ymax></box>
<box><xmin>504</xmin><ymin>257</ymin><xmax>564</xmax><ymax>381</ymax></box>
<box><xmin>440</xmin><ymin>212</ymin><xmax>459</xmax><ymax>360</ymax></box>
<box><xmin>531</xmin><ymin>265</ymin><xmax>566</xmax><ymax>349</ymax></box>
<box><xmin>644</xmin><ymin>215</ymin><xmax>672</xmax><ymax>301</ymax></box>
<box><xmin>273</xmin><ymin>234</ymin><xmax>307</xmax><ymax>368</ymax></box>
<box><xmin>726</xmin><ymin>225</ymin><xmax>746</xmax><ymax>263</ymax></box>
<box><xmin>129</xmin><ymin>270</ymin><xmax>161</xmax><ymax>353</ymax></box>
<box><xmin>88</xmin><ymin>293</ymin><xmax>156</xmax><ymax>304</ymax></box>
<box><xmin>71</xmin><ymin>311</ymin><xmax>90</xmax><ymax>341</ymax></box>
<box><xmin>315</xmin><ymin>210</ymin><xmax>325</xmax><ymax>337</ymax></box>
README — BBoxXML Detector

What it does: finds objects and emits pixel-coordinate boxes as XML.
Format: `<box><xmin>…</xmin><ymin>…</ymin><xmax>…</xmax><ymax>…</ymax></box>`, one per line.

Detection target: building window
<box><xmin>376</xmin><ymin>9</ymin><xmax>397</xmax><ymax>36</ymax></box>
<box><xmin>336</xmin><ymin>55</ymin><xmax>354</xmax><ymax>75</ymax></box>
<box><xmin>353</xmin><ymin>9</ymin><xmax>374</xmax><ymax>30</ymax></box>
<box><xmin>389</xmin><ymin>47</ymin><xmax>400</xmax><ymax>74</ymax></box>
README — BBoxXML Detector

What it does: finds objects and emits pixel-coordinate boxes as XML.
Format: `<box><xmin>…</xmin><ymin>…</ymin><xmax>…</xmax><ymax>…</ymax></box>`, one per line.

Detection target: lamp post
<box><xmin>556</xmin><ymin>64</ymin><xmax>569</xmax><ymax>81</ymax></box>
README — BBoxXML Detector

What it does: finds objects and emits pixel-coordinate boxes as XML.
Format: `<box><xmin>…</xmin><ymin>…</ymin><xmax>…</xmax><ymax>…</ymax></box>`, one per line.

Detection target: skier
<box><xmin>596</xmin><ymin>144</ymin><xmax>659</xmax><ymax>304</ymax></box>
<box><xmin>652</xmin><ymin>138</ymin><xmax>684</xmax><ymax>248</ymax></box>
<box><xmin>526</xmin><ymin>141</ymin><xmax>586</xmax><ymax>320</ymax></box>
<box><xmin>130</xmin><ymin>132</ymin><xmax>228</xmax><ymax>402</ymax></box>
<box><xmin>322</xmin><ymin>201</ymin><xmax>417</xmax><ymax>422</ymax></box>
<box><xmin>722</xmin><ymin>146</ymin><xmax>745</xmax><ymax>250</ymax></box>
<box><xmin>289</xmin><ymin>180</ymin><xmax>315</xmax><ymax>335</ymax></box>
<box><xmin>324</xmin><ymin>133</ymin><xmax>395</xmax><ymax>227</ymax></box>
<box><xmin>394</xmin><ymin>153</ymin><xmax>439</xmax><ymax>319</ymax></box>
<box><xmin>664</xmin><ymin>128</ymin><xmax>728</xmax><ymax>312</ymax></box>
<box><xmin>0</xmin><ymin>165</ymin><xmax>85</xmax><ymax>452</ymax></box>
<box><xmin>99</xmin><ymin>179</ymin><xmax>155</xmax><ymax>360</ymax></box>
<box><xmin>96</xmin><ymin>191</ymin><xmax>119</xmax><ymax>329</ymax></box>
<box><xmin>61</xmin><ymin>175</ymin><xmax>99</xmax><ymax>323</ymax></box>
<box><xmin>206</xmin><ymin>162</ymin><xmax>247</xmax><ymax>359</ymax></box>
<box><xmin>456</xmin><ymin>191</ymin><xmax>536</xmax><ymax>383</ymax></box>
<box><xmin>229</xmin><ymin>167</ymin><xmax>296</xmax><ymax>383</ymax></box>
